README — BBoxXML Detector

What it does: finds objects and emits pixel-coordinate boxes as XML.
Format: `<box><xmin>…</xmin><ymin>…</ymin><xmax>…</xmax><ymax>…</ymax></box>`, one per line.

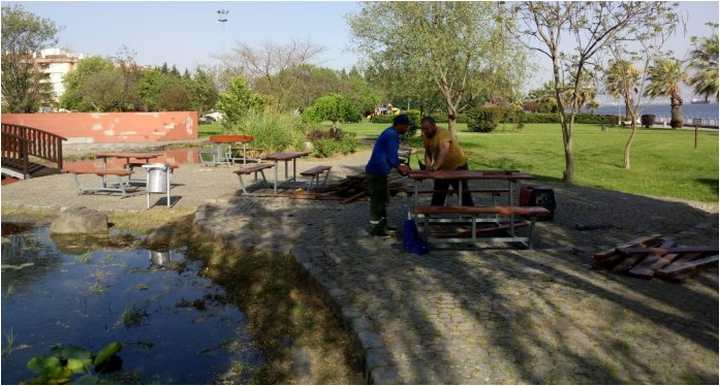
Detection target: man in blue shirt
<box><xmin>365</xmin><ymin>114</ymin><xmax>411</xmax><ymax>236</ymax></box>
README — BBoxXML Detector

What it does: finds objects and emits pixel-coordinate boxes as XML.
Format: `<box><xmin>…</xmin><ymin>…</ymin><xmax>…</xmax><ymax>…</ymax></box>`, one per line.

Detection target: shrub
<box><xmin>302</xmin><ymin>94</ymin><xmax>362</xmax><ymax>127</ymax></box>
<box><xmin>467</xmin><ymin>107</ymin><xmax>503</xmax><ymax>132</ymax></box>
<box><xmin>369</xmin><ymin>114</ymin><xmax>394</xmax><ymax>124</ymax></box>
<box><xmin>217</xmin><ymin>76</ymin><xmax>265</xmax><ymax>129</ymax></box>
<box><xmin>405</xmin><ymin>109</ymin><xmax>421</xmax><ymax>135</ymax></box>
<box><xmin>308</xmin><ymin>129</ymin><xmax>358</xmax><ymax>158</ymax></box>
<box><xmin>428</xmin><ymin>113</ymin><xmax>468</xmax><ymax>124</ymax></box>
<box><xmin>235</xmin><ymin>110</ymin><xmax>305</xmax><ymax>153</ymax></box>
<box><xmin>641</xmin><ymin>114</ymin><xmax>656</xmax><ymax>128</ymax></box>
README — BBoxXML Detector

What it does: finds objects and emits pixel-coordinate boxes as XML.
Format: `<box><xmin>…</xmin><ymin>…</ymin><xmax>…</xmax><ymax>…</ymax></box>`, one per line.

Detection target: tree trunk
<box><xmin>550</xmin><ymin>53</ymin><xmax>574</xmax><ymax>184</ymax></box>
<box><xmin>623</xmin><ymin>96</ymin><xmax>637</xmax><ymax>169</ymax></box>
<box><xmin>670</xmin><ymin>92</ymin><xmax>683</xmax><ymax>129</ymax></box>
<box><xmin>447</xmin><ymin>106</ymin><xmax>457</xmax><ymax>138</ymax></box>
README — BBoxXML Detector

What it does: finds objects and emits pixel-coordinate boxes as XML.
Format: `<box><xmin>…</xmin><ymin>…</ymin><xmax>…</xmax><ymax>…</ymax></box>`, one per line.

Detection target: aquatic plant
<box><xmin>73</xmin><ymin>252</ymin><xmax>92</xmax><ymax>264</ymax></box>
<box><xmin>118</xmin><ymin>305</ymin><xmax>148</xmax><ymax>328</ymax></box>
<box><xmin>23</xmin><ymin>342</ymin><xmax>122</xmax><ymax>384</ymax></box>
<box><xmin>2</xmin><ymin>328</ymin><xmax>14</xmax><ymax>357</ymax></box>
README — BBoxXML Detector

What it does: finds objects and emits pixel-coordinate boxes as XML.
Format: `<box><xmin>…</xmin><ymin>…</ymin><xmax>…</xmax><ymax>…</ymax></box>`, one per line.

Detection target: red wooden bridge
<box><xmin>1</xmin><ymin>123</ymin><xmax>66</xmax><ymax>179</ymax></box>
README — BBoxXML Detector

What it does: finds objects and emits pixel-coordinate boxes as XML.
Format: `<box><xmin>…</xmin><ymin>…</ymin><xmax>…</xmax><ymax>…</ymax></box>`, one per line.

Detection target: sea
<box><xmin>585</xmin><ymin>103</ymin><xmax>719</xmax><ymax>126</ymax></box>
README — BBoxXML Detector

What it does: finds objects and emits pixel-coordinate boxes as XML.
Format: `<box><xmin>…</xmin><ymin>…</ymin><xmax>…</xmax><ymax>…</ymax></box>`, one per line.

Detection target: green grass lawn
<box><xmin>340</xmin><ymin>121</ymin><xmax>719</xmax><ymax>203</ymax></box>
<box><xmin>198</xmin><ymin>122</ymin><xmax>224</xmax><ymax>137</ymax></box>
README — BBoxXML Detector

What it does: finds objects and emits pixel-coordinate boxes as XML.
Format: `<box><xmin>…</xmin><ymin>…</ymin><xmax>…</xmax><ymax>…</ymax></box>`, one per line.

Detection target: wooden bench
<box><xmin>234</xmin><ymin>163</ymin><xmax>274</xmax><ymax>193</ymax></box>
<box><xmin>300</xmin><ymin>165</ymin><xmax>331</xmax><ymax>191</ymax></box>
<box><xmin>68</xmin><ymin>168</ymin><xmax>137</xmax><ymax>197</ymax></box>
<box><xmin>413</xmin><ymin>205</ymin><xmax>550</xmax><ymax>249</ymax></box>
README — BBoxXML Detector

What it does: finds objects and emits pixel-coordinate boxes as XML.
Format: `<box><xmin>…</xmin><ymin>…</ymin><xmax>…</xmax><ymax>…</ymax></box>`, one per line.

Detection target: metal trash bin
<box><xmin>142</xmin><ymin>163</ymin><xmax>171</xmax><ymax>208</ymax></box>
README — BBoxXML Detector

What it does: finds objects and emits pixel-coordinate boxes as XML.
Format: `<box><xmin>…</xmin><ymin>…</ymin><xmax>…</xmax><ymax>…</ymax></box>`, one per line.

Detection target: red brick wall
<box><xmin>1</xmin><ymin>111</ymin><xmax>198</xmax><ymax>143</ymax></box>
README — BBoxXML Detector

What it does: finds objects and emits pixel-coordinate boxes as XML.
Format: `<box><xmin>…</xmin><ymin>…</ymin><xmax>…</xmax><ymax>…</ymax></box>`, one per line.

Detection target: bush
<box><xmin>641</xmin><ymin>114</ymin><xmax>656</xmax><ymax>128</ymax></box>
<box><xmin>429</xmin><ymin>113</ymin><xmax>468</xmax><ymax>124</ymax></box>
<box><xmin>235</xmin><ymin>110</ymin><xmax>305</xmax><ymax>153</ymax></box>
<box><xmin>521</xmin><ymin>112</ymin><xmax>618</xmax><ymax>125</ymax></box>
<box><xmin>302</xmin><ymin>94</ymin><xmax>362</xmax><ymax>126</ymax></box>
<box><xmin>467</xmin><ymin>107</ymin><xmax>503</xmax><ymax>132</ymax></box>
<box><xmin>369</xmin><ymin>114</ymin><xmax>394</xmax><ymax>124</ymax></box>
<box><xmin>308</xmin><ymin>129</ymin><xmax>358</xmax><ymax>158</ymax></box>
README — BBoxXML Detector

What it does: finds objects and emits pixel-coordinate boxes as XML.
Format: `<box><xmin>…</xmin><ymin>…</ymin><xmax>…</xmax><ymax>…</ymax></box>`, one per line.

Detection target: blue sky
<box><xmin>9</xmin><ymin>1</ymin><xmax>720</xmax><ymax>97</ymax></box>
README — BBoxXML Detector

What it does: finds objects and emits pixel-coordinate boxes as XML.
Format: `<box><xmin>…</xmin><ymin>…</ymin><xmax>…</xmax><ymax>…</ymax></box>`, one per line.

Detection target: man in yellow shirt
<box><xmin>420</xmin><ymin>116</ymin><xmax>474</xmax><ymax>206</ymax></box>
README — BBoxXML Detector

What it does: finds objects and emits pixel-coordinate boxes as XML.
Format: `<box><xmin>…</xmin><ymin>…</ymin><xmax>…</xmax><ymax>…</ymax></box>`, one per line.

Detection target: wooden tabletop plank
<box><xmin>408</xmin><ymin>170</ymin><xmax>534</xmax><ymax>180</ymax></box>
<box><xmin>208</xmin><ymin>134</ymin><xmax>255</xmax><ymax>144</ymax></box>
<box><xmin>95</xmin><ymin>152</ymin><xmax>163</xmax><ymax>159</ymax></box>
<box><xmin>262</xmin><ymin>151</ymin><xmax>310</xmax><ymax>161</ymax></box>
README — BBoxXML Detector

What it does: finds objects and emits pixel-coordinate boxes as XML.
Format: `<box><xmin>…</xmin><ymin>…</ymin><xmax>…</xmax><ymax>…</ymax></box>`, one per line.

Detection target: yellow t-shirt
<box><xmin>422</xmin><ymin>128</ymin><xmax>466</xmax><ymax>170</ymax></box>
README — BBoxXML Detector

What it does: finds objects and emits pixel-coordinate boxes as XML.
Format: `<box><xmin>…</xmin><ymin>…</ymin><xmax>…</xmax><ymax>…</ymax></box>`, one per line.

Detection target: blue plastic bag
<box><xmin>403</xmin><ymin>216</ymin><xmax>429</xmax><ymax>255</ymax></box>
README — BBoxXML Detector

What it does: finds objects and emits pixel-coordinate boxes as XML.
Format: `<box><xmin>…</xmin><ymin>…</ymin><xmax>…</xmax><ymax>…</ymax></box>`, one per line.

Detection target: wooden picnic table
<box><xmin>95</xmin><ymin>152</ymin><xmax>163</xmax><ymax>186</ymax></box>
<box><xmin>408</xmin><ymin>169</ymin><xmax>537</xmax><ymax>248</ymax></box>
<box><xmin>95</xmin><ymin>152</ymin><xmax>162</xmax><ymax>168</ymax></box>
<box><xmin>262</xmin><ymin>151</ymin><xmax>310</xmax><ymax>193</ymax></box>
<box><xmin>207</xmin><ymin>135</ymin><xmax>255</xmax><ymax>165</ymax></box>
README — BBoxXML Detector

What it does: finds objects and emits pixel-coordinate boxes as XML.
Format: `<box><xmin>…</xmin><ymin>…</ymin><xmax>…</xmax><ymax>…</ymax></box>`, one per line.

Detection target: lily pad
<box><xmin>93</xmin><ymin>342</ymin><xmax>121</xmax><ymax>367</ymax></box>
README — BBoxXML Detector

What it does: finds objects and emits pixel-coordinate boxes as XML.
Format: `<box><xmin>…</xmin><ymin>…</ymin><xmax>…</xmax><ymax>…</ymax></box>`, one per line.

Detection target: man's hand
<box><xmin>397</xmin><ymin>164</ymin><xmax>411</xmax><ymax>176</ymax></box>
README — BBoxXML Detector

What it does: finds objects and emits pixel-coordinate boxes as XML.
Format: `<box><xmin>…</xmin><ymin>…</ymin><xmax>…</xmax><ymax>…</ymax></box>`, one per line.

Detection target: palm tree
<box><xmin>605</xmin><ymin>59</ymin><xmax>641</xmax><ymax>168</ymax></box>
<box><xmin>688</xmin><ymin>28</ymin><xmax>719</xmax><ymax>102</ymax></box>
<box><xmin>645</xmin><ymin>58</ymin><xmax>687</xmax><ymax>128</ymax></box>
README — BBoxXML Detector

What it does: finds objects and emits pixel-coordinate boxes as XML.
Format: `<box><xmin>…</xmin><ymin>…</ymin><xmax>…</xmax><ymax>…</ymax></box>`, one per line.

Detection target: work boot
<box><xmin>369</xmin><ymin>218</ymin><xmax>389</xmax><ymax>237</ymax></box>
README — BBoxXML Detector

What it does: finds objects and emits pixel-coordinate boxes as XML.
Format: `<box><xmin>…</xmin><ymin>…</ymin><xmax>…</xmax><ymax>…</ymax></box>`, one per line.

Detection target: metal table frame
<box><xmin>262</xmin><ymin>151</ymin><xmax>310</xmax><ymax>193</ymax></box>
<box><xmin>408</xmin><ymin>170</ymin><xmax>534</xmax><ymax>248</ymax></box>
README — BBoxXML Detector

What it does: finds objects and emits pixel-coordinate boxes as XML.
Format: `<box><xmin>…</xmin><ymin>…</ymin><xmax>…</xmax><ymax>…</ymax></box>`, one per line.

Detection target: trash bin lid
<box><xmin>142</xmin><ymin>163</ymin><xmax>167</xmax><ymax>170</ymax></box>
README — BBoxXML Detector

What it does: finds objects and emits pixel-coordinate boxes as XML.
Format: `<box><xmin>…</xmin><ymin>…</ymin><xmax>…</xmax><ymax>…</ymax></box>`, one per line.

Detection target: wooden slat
<box><xmin>591</xmin><ymin>234</ymin><xmax>662</xmax><ymax>268</ymax></box>
<box><xmin>618</xmin><ymin>246</ymin><xmax>718</xmax><ymax>255</ymax></box>
<box><xmin>657</xmin><ymin>255</ymin><xmax>719</xmax><ymax>277</ymax></box>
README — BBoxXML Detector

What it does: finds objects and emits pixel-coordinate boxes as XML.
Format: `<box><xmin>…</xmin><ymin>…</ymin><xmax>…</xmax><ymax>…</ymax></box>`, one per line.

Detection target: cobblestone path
<box><xmin>194</xmin><ymin>185</ymin><xmax>718</xmax><ymax>384</ymax></box>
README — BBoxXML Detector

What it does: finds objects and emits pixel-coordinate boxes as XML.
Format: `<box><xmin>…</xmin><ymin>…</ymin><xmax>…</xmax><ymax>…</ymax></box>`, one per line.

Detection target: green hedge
<box><xmin>466</xmin><ymin>107</ymin><xmax>503</xmax><ymax>132</ymax></box>
<box><xmin>523</xmin><ymin>112</ymin><xmax>619</xmax><ymax>125</ymax></box>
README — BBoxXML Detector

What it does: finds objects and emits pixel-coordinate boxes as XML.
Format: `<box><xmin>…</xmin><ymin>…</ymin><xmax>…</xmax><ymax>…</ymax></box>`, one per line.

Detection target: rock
<box><xmin>50</xmin><ymin>207</ymin><xmax>108</xmax><ymax>235</ymax></box>
<box><xmin>302</xmin><ymin>141</ymin><xmax>314</xmax><ymax>153</ymax></box>
<box><xmin>143</xmin><ymin>223</ymin><xmax>179</xmax><ymax>250</ymax></box>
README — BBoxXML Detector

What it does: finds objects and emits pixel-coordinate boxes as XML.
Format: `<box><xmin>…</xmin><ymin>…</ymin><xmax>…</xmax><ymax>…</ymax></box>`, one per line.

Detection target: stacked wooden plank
<box><xmin>248</xmin><ymin>174</ymin><xmax>409</xmax><ymax>203</ymax></box>
<box><xmin>592</xmin><ymin>234</ymin><xmax>718</xmax><ymax>281</ymax></box>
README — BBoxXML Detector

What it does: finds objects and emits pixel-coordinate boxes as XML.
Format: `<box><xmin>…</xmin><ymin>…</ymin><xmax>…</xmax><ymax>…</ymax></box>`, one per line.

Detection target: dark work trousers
<box><xmin>367</xmin><ymin>172</ymin><xmax>389</xmax><ymax>234</ymax></box>
<box><xmin>431</xmin><ymin>163</ymin><xmax>475</xmax><ymax>207</ymax></box>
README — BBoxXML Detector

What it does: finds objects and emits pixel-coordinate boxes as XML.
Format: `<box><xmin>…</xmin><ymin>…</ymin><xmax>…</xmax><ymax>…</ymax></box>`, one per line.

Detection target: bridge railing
<box><xmin>1</xmin><ymin>123</ymin><xmax>67</xmax><ymax>177</ymax></box>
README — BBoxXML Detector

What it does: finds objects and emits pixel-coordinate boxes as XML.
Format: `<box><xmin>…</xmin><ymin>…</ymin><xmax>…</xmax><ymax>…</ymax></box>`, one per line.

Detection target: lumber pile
<box><xmin>250</xmin><ymin>173</ymin><xmax>409</xmax><ymax>203</ymax></box>
<box><xmin>591</xmin><ymin>234</ymin><xmax>718</xmax><ymax>281</ymax></box>
<box><xmin>317</xmin><ymin>174</ymin><xmax>409</xmax><ymax>204</ymax></box>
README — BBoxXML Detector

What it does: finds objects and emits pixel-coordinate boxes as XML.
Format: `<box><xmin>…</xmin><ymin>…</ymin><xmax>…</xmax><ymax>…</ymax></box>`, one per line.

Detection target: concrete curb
<box><xmin>193</xmin><ymin>203</ymin><xmax>403</xmax><ymax>384</ymax></box>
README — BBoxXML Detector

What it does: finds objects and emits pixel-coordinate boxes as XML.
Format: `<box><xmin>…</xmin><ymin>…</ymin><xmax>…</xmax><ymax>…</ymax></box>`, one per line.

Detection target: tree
<box><xmin>349</xmin><ymin>2</ymin><xmax>527</xmax><ymax>136</ymax></box>
<box><xmin>188</xmin><ymin>68</ymin><xmax>218</xmax><ymax>114</ymax></box>
<box><xmin>302</xmin><ymin>94</ymin><xmax>361</xmax><ymax>130</ymax></box>
<box><xmin>216</xmin><ymin>76</ymin><xmax>265</xmax><ymax>129</ymax></box>
<box><xmin>60</xmin><ymin>56</ymin><xmax>115</xmax><ymax>110</ymax></box>
<box><xmin>603</xmin><ymin>5</ymin><xmax>680</xmax><ymax>169</ymax></box>
<box><xmin>1</xmin><ymin>5</ymin><xmax>59</xmax><ymax>112</ymax></box>
<box><xmin>78</xmin><ymin>69</ymin><xmax>125</xmax><ymax>111</ymax></box>
<box><xmin>217</xmin><ymin>39</ymin><xmax>324</xmax><ymax>109</ymax></box>
<box><xmin>645</xmin><ymin>58</ymin><xmax>687</xmax><ymax>128</ymax></box>
<box><xmin>605</xmin><ymin>60</ymin><xmax>641</xmax><ymax>166</ymax></box>
<box><xmin>512</xmin><ymin>1</ymin><xmax>668</xmax><ymax>183</ymax></box>
<box><xmin>687</xmin><ymin>23</ymin><xmax>719</xmax><ymax>102</ymax></box>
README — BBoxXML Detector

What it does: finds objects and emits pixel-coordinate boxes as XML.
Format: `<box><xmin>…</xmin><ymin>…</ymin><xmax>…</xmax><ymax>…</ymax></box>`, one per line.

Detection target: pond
<box><xmin>1</xmin><ymin>225</ymin><xmax>263</xmax><ymax>384</ymax></box>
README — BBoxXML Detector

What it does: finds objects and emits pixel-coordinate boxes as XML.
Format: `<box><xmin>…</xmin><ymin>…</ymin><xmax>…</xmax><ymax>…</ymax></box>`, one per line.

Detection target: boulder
<box><xmin>50</xmin><ymin>207</ymin><xmax>108</xmax><ymax>235</ymax></box>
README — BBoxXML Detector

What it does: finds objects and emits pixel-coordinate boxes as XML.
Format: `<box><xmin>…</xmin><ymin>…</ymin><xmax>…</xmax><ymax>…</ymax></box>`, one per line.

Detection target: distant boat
<box><xmin>691</xmin><ymin>98</ymin><xmax>710</xmax><ymax>104</ymax></box>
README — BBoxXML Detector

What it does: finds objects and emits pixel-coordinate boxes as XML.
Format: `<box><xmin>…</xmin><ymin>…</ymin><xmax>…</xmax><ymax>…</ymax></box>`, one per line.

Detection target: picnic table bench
<box><xmin>407</xmin><ymin>169</ymin><xmax>544</xmax><ymax>249</ymax></box>
<box><xmin>414</xmin><ymin>205</ymin><xmax>549</xmax><ymax>249</ymax></box>
<box><xmin>300</xmin><ymin>165</ymin><xmax>331</xmax><ymax>191</ymax></box>
<box><xmin>68</xmin><ymin>167</ymin><xmax>137</xmax><ymax>197</ymax></box>
<box><xmin>234</xmin><ymin>163</ymin><xmax>274</xmax><ymax>194</ymax></box>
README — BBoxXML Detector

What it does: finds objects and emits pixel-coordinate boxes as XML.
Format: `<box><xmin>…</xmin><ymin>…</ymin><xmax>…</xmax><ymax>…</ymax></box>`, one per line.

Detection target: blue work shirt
<box><xmin>365</xmin><ymin>126</ymin><xmax>401</xmax><ymax>176</ymax></box>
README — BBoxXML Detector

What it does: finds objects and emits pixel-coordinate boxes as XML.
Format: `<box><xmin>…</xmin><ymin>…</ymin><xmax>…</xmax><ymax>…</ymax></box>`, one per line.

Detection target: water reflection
<box><xmin>1</xmin><ymin>224</ymin><xmax>262</xmax><ymax>384</ymax></box>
